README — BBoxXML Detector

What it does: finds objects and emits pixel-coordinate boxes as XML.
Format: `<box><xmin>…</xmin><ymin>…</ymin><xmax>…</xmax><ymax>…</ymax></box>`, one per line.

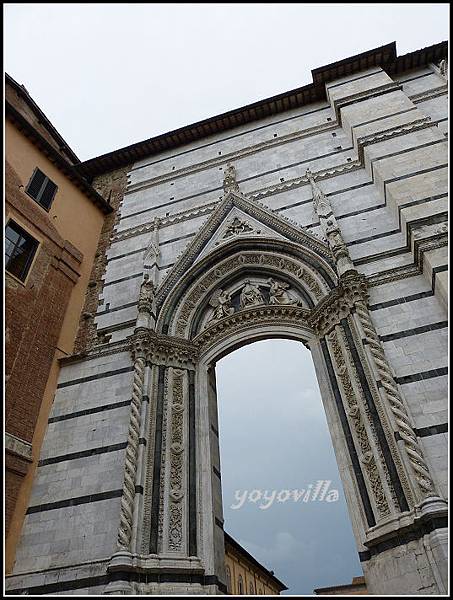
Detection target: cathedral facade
<box><xmin>6</xmin><ymin>41</ymin><xmax>448</xmax><ymax>595</ymax></box>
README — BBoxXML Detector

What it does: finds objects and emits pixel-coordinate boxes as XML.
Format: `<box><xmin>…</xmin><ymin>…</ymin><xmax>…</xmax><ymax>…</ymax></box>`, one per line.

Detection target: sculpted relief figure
<box><xmin>325</xmin><ymin>218</ymin><xmax>348</xmax><ymax>260</ymax></box>
<box><xmin>240</xmin><ymin>280</ymin><xmax>264</xmax><ymax>308</ymax></box>
<box><xmin>267</xmin><ymin>278</ymin><xmax>300</xmax><ymax>306</ymax></box>
<box><xmin>138</xmin><ymin>274</ymin><xmax>156</xmax><ymax>312</ymax></box>
<box><xmin>223</xmin><ymin>163</ymin><xmax>240</xmax><ymax>193</ymax></box>
<box><xmin>208</xmin><ymin>289</ymin><xmax>235</xmax><ymax>324</ymax></box>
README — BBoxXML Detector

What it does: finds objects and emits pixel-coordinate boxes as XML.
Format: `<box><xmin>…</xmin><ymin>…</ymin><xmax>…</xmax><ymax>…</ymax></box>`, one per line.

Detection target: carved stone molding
<box><xmin>172</xmin><ymin>251</ymin><xmax>328</xmax><ymax>337</ymax></box>
<box><xmin>167</xmin><ymin>369</ymin><xmax>186</xmax><ymax>552</ymax></box>
<box><xmin>327</xmin><ymin>328</ymin><xmax>392</xmax><ymax>518</ymax></box>
<box><xmin>117</xmin><ymin>355</ymin><xmax>146</xmax><ymax>551</ymax></box>
<box><xmin>129</xmin><ymin>330</ymin><xmax>199</xmax><ymax>369</ymax></box>
<box><xmin>5</xmin><ymin>432</ymin><xmax>32</xmax><ymax>462</ymax></box>
<box><xmin>356</xmin><ymin>117</ymin><xmax>433</xmax><ymax>162</ymax></box>
<box><xmin>156</xmin><ymin>193</ymin><xmax>332</xmax><ymax>309</ymax></box>
<box><xmin>308</xmin><ymin>272</ymin><xmax>368</xmax><ymax>337</ymax></box>
<box><xmin>193</xmin><ymin>304</ymin><xmax>311</xmax><ymax>351</ymax></box>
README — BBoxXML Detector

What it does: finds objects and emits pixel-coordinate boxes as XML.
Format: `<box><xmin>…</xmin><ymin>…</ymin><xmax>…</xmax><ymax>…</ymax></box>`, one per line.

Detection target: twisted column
<box><xmin>355</xmin><ymin>301</ymin><xmax>435</xmax><ymax>498</ymax></box>
<box><xmin>117</xmin><ymin>355</ymin><xmax>146</xmax><ymax>550</ymax></box>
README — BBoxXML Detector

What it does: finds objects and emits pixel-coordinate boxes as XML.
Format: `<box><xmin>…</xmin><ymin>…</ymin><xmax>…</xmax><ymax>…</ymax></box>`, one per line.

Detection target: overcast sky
<box><xmin>217</xmin><ymin>340</ymin><xmax>360</xmax><ymax>595</ymax></box>
<box><xmin>4</xmin><ymin>3</ymin><xmax>448</xmax><ymax>595</ymax></box>
<box><xmin>4</xmin><ymin>4</ymin><xmax>449</xmax><ymax>162</ymax></box>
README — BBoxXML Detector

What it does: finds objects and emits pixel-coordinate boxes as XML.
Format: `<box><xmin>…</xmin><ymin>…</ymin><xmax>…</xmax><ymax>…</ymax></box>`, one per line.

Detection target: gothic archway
<box><xmin>106</xmin><ymin>167</ymin><xmax>447</xmax><ymax>595</ymax></box>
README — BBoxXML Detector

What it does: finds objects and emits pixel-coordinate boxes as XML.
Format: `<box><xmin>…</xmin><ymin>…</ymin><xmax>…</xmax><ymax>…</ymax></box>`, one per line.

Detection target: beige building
<box><xmin>314</xmin><ymin>576</ymin><xmax>367</xmax><ymax>595</ymax></box>
<box><xmin>224</xmin><ymin>532</ymin><xmax>287</xmax><ymax>595</ymax></box>
<box><xmin>5</xmin><ymin>73</ymin><xmax>112</xmax><ymax>573</ymax></box>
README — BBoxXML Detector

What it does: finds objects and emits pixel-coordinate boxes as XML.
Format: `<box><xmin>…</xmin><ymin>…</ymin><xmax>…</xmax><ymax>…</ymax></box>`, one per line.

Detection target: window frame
<box><xmin>25</xmin><ymin>167</ymin><xmax>58</xmax><ymax>211</ymax></box>
<box><xmin>5</xmin><ymin>218</ymin><xmax>40</xmax><ymax>285</ymax></box>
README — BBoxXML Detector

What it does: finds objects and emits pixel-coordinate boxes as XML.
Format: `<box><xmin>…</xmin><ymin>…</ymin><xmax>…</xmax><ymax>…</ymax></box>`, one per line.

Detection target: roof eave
<box><xmin>75</xmin><ymin>40</ymin><xmax>447</xmax><ymax>180</ymax></box>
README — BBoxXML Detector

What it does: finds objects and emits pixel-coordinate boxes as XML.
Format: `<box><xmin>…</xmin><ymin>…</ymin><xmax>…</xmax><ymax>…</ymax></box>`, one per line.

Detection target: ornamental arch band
<box><xmin>6</xmin><ymin>42</ymin><xmax>448</xmax><ymax>596</ymax></box>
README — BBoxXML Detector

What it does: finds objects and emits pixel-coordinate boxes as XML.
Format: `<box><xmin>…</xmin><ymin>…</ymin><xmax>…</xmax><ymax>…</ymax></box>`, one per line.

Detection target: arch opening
<box><xmin>215</xmin><ymin>338</ymin><xmax>363</xmax><ymax>595</ymax></box>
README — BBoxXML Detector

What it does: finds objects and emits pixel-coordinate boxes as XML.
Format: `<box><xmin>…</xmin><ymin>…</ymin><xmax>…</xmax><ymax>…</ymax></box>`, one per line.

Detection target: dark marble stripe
<box><xmin>380</xmin><ymin>321</ymin><xmax>447</xmax><ymax>342</ymax></box>
<box><xmin>359</xmin><ymin>515</ymin><xmax>447</xmax><ymax>562</ymax></box>
<box><xmin>432</xmin><ymin>264</ymin><xmax>448</xmax><ymax>293</ymax></box>
<box><xmin>48</xmin><ymin>399</ymin><xmax>132</xmax><ymax>423</ymax></box>
<box><xmin>188</xmin><ymin>369</ymin><xmax>197</xmax><ymax>556</ymax></box>
<box><xmin>6</xmin><ymin>571</ymin><xmax>228</xmax><ymax>595</ymax></box>
<box><xmin>57</xmin><ymin>366</ymin><xmax>134</xmax><ymax>389</ymax></box>
<box><xmin>395</xmin><ymin>367</ymin><xmax>448</xmax><ymax>385</ymax></box>
<box><xmin>369</xmin><ymin>290</ymin><xmax>434</xmax><ymax>311</ymax></box>
<box><xmin>352</xmin><ymin>107</ymin><xmax>417</xmax><ymax>131</ymax></box>
<box><xmin>27</xmin><ymin>489</ymin><xmax>123</xmax><ymax>514</ymax></box>
<box><xmin>38</xmin><ymin>442</ymin><xmax>128</xmax><ymax>466</ymax></box>
<box><xmin>103</xmin><ymin>272</ymin><xmax>143</xmax><ymax>287</ymax></box>
<box><xmin>348</xmin><ymin>228</ymin><xmax>401</xmax><ymax>247</ymax></box>
<box><xmin>97</xmin><ymin>301</ymin><xmax>138</xmax><ymax>316</ymax></box>
<box><xmin>415</xmin><ymin>423</ymin><xmax>447</xmax><ymax>437</ymax></box>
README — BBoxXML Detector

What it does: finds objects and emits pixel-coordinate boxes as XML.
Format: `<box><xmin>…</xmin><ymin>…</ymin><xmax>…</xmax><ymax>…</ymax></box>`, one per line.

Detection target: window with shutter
<box><xmin>25</xmin><ymin>168</ymin><xmax>58</xmax><ymax>210</ymax></box>
<box><xmin>5</xmin><ymin>220</ymin><xmax>39</xmax><ymax>282</ymax></box>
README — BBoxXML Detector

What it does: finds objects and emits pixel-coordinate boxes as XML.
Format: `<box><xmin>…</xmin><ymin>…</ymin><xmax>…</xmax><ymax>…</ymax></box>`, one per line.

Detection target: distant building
<box><xmin>314</xmin><ymin>575</ymin><xmax>367</xmax><ymax>595</ymax></box>
<box><xmin>224</xmin><ymin>532</ymin><xmax>287</xmax><ymax>595</ymax></box>
<box><xmin>5</xmin><ymin>74</ymin><xmax>112</xmax><ymax>573</ymax></box>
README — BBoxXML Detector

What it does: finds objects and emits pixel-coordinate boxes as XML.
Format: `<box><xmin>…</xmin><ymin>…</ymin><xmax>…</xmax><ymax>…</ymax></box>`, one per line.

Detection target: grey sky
<box><xmin>216</xmin><ymin>340</ymin><xmax>360</xmax><ymax>594</ymax></box>
<box><xmin>4</xmin><ymin>4</ymin><xmax>449</xmax><ymax>161</ymax></box>
<box><xmin>4</xmin><ymin>3</ymin><xmax>448</xmax><ymax>595</ymax></box>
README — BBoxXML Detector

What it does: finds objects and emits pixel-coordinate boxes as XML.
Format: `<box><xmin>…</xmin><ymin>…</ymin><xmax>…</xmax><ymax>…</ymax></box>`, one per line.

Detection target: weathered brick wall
<box><xmin>73</xmin><ymin>165</ymin><xmax>131</xmax><ymax>354</ymax></box>
<box><xmin>5</xmin><ymin>161</ymin><xmax>82</xmax><ymax>533</ymax></box>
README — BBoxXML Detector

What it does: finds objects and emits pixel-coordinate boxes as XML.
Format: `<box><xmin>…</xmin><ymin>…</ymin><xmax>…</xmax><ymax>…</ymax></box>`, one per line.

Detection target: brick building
<box><xmin>5</xmin><ymin>74</ymin><xmax>112</xmax><ymax>572</ymax></box>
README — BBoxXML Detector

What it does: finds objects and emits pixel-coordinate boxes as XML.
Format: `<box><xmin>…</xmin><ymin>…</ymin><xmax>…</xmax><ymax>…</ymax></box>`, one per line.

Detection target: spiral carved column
<box><xmin>117</xmin><ymin>354</ymin><xmax>146</xmax><ymax>550</ymax></box>
<box><xmin>354</xmin><ymin>300</ymin><xmax>435</xmax><ymax>500</ymax></box>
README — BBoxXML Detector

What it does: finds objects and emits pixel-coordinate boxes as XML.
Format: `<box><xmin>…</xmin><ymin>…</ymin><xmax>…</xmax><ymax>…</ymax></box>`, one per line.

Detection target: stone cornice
<box><xmin>410</xmin><ymin>85</ymin><xmax>448</xmax><ymax>104</ymax></box>
<box><xmin>124</xmin><ymin>120</ymin><xmax>338</xmax><ymax>195</ymax></box>
<box><xmin>5</xmin><ymin>432</ymin><xmax>33</xmax><ymax>462</ymax></box>
<box><xmin>76</xmin><ymin>41</ymin><xmax>447</xmax><ymax>179</ymax></box>
<box><xmin>333</xmin><ymin>83</ymin><xmax>403</xmax><ymax>124</ymax></box>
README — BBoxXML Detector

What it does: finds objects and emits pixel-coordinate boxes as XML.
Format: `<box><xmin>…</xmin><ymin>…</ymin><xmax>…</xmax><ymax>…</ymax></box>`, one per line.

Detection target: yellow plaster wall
<box><xmin>225</xmin><ymin>545</ymin><xmax>282</xmax><ymax>595</ymax></box>
<box><xmin>5</xmin><ymin>121</ymin><xmax>106</xmax><ymax>572</ymax></box>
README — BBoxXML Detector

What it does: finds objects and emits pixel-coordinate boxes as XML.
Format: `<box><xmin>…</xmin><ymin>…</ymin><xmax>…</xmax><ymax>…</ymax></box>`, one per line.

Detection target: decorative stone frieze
<box><xmin>327</xmin><ymin>328</ymin><xmax>392</xmax><ymax>518</ymax></box>
<box><xmin>172</xmin><ymin>251</ymin><xmax>328</xmax><ymax>337</ymax></box>
<box><xmin>167</xmin><ymin>369</ymin><xmax>186</xmax><ymax>552</ymax></box>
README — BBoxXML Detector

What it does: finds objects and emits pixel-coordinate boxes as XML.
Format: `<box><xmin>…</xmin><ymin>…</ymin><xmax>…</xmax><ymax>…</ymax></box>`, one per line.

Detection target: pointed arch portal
<box><xmin>105</xmin><ymin>176</ymin><xmax>447</xmax><ymax>595</ymax></box>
